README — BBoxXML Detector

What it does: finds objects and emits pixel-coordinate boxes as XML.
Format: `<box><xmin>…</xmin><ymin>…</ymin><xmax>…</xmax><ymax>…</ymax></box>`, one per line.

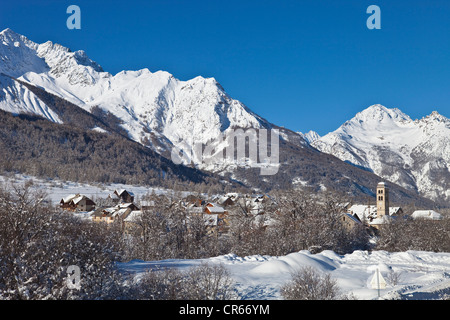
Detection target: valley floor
<box><xmin>2</xmin><ymin>173</ymin><xmax>449</xmax><ymax>300</ymax></box>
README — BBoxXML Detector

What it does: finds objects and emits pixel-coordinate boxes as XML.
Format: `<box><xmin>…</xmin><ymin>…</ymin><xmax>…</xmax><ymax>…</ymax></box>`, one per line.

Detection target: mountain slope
<box><xmin>0</xmin><ymin>29</ymin><xmax>271</xmax><ymax>162</ymax></box>
<box><xmin>312</xmin><ymin>105</ymin><xmax>450</xmax><ymax>205</ymax></box>
<box><xmin>0</xmin><ymin>73</ymin><xmax>62</xmax><ymax>123</ymax></box>
<box><xmin>0</xmin><ymin>27</ymin><xmax>301</xmax><ymax>170</ymax></box>
<box><xmin>0</xmin><ymin>29</ymin><xmax>440</xmax><ymax>207</ymax></box>
<box><xmin>0</xmin><ymin>106</ymin><xmax>228</xmax><ymax>190</ymax></box>
<box><xmin>298</xmin><ymin>130</ymin><xmax>321</xmax><ymax>144</ymax></box>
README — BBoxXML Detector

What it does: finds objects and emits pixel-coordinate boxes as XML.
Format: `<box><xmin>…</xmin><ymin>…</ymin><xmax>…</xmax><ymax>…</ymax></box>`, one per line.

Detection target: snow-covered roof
<box><xmin>412</xmin><ymin>210</ymin><xmax>442</xmax><ymax>220</ymax></box>
<box><xmin>71</xmin><ymin>195</ymin><xmax>84</xmax><ymax>205</ymax></box>
<box><xmin>349</xmin><ymin>204</ymin><xmax>402</xmax><ymax>222</ymax></box>
<box><xmin>348</xmin><ymin>204</ymin><xmax>377</xmax><ymax>221</ymax></box>
<box><xmin>113</xmin><ymin>208</ymin><xmax>130</xmax><ymax>218</ymax></box>
<box><xmin>389</xmin><ymin>207</ymin><xmax>402</xmax><ymax>215</ymax></box>
<box><xmin>118</xmin><ymin>202</ymin><xmax>135</xmax><ymax>208</ymax></box>
<box><xmin>124</xmin><ymin>210</ymin><xmax>142</xmax><ymax>223</ymax></box>
<box><xmin>206</xmin><ymin>206</ymin><xmax>225</xmax><ymax>213</ymax></box>
<box><xmin>62</xmin><ymin>194</ymin><xmax>78</xmax><ymax>203</ymax></box>
<box><xmin>225</xmin><ymin>192</ymin><xmax>239</xmax><ymax>199</ymax></box>
<box><xmin>369</xmin><ymin>215</ymin><xmax>392</xmax><ymax>225</ymax></box>
<box><xmin>217</xmin><ymin>195</ymin><xmax>233</xmax><ymax>204</ymax></box>
<box><xmin>140</xmin><ymin>200</ymin><xmax>155</xmax><ymax>207</ymax></box>
<box><xmin>116</xmin><ymin>189</ymin><xmax>134</xmax><ymax>196</ymax></box>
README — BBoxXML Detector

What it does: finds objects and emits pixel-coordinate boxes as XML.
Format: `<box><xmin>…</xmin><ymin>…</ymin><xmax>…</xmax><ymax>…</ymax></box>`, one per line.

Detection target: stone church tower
<box><xmin>376</xmin><ymin>182</ymin><xmax>389</xmax><ymax>218</ymax></box>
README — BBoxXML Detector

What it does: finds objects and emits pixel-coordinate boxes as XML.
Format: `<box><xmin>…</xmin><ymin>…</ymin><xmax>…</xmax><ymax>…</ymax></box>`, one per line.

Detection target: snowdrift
<box><xmin>118</xmin><ymin>250</ymin><xmax>450</xmax><ymax>300</ymax></box>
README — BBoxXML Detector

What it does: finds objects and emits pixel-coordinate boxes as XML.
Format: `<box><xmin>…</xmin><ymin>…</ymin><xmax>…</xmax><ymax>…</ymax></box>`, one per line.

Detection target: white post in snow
<box><xmin>376</xmin><ymin>268</ymin><xmax>380</xmax><ymax>298</ymax></box>
<box><xmin>370</xmin><ymin>268</ymin><xmax>387</xmax><ymax>298</ymax></box>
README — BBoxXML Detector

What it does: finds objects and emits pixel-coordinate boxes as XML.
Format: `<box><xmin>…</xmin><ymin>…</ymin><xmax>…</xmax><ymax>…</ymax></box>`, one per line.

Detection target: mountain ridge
<box><xmin>312</xmin><ymin>104</ymin><xmax>450</xmax><ymax>205</ymax></box>
<box><xmin>0</xmin><ymin>28</ymin><xmax>442</xmax><ymax>207</ymax></box>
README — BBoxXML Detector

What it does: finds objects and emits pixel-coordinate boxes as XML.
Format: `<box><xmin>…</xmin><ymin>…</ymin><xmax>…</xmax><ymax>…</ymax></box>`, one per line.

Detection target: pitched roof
<box><xmin>348</xmin><ymin>204</ymin><xmax>377</xmax><ymax>221</ymax></box>
<box><xmin>123</xmin><ymin>210</ymin><xmax>142</xmax><ymax>223</ymax></box>
<box><xmin>61</xmin><ymin>194</ymin><xmax>78</xmax><ymax>204</ymax></box>
<box><xmin>115</xmin><ymin>189</ymin><xmax>134</xmax><ymax>196</ymax></box>
<box><xmin>140</xmin><ymin>200</ymin><xmax>155</xmax><ymax>207</ymax></box>
<box><xmin>205</xmin><ymin>206</ymin><xmax>225</xmax><ymax>213</ymax></box>
<box><xmin>389</xmin><ymin>207</ymin><xmax>402</xmax><ymax>215</ymax></box>
<box><xmin>342</xmin><ymin>212</ymin><xmax>361</xmax><ymax>224</ymax></box>
<box><xmin>71</xmin><ymin>195</ymin><xmax>85</xmax><ymax>205</ymax></box>
<box><xmin>412</xmin><ymin>210</ymin><xmax>442</xmax><ymax>220</ymax></box>
<box><xmin>369</xmin><ymin>215</ymin><xmax>392</xmax><ymax>225</ymax></box>
<box><xmin>348</xmin><ymin>204</ymin><xmax>403</xmax><ymax>223</ymax></box>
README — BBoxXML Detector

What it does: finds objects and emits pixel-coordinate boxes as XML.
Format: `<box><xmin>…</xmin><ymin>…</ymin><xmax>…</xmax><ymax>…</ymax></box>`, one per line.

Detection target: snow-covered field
<box><xmin>118</xmin><ymin>250</ymin><xmax>450</xmax><ymax>300</ymax></box>
<box><xmin>0</xmin><ymin>173</ymin><xmax>175</xmax><ymax>205</ymax></box>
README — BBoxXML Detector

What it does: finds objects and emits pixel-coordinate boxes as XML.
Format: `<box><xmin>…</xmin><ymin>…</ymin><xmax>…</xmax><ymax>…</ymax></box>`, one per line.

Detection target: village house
<box><xmin>92</xmin><ymin>207</ymin><xmax>118</xmax><ymax>224</ymax></box>
<box><xmin>411</xmin><ymin>210</ymin><xmax>443</xmax><ymax>221</ymax></box>
<box><xmin>340</xmin><ymin>212</ymin><xmax>362</xmax><ymax>231</ymax></box>
<box><xmin>109</xmin><ymin>189</ymin><xmax>135</xmax><ymax>204</ymax></box>
<box><xmin>213</xmin><ymin>192</ymin><xmax>240</xmax><ymax>207</ymax></box>
<box><xmin>204</xmin><ymin>202</ymin><xmax>227</xmax><ymax>214</ymax></box>
<box><xmin>60</xmin><ymin>194</ymin><xmax>96</xmax><ymax>212</ymax></box>
<box><xmin>92</xmin><ymin>202</ymin><xmax>140</xmax><ymax>226</ymax></box>
<box><xmin>123</xmin><ymin>210</ymin><xmax>143</xmax><ymax>233</ymax></box>
<box><xmin>203</xmin><ymin>202</ymin><xmax>229</xmax><ymax>234</ymax></box>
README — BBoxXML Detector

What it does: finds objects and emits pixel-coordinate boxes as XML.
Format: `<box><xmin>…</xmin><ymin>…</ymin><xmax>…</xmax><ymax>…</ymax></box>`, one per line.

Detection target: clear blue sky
<box><xmin>1</xmin><ymin>0</ymin><xmax>449</xmax><ymax>135</ymax></box>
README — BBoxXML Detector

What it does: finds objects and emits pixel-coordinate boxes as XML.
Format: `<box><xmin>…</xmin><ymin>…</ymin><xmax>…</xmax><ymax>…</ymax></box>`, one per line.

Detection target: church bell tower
<box><xmin>376</xmin><ymin>182</ymin><xmax>389</xmax><ymax>218</ymax></box>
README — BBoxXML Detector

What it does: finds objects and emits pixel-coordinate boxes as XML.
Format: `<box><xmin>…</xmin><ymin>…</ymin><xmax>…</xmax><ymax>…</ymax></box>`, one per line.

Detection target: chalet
<box><xmin>92</xmin><ymin>202</ymin><xmax>139</xmax><ymax>222</ymax></box>
<box><xmin>204</xmin><ymin>214</ymin><xmax>220</xmax><ymax>236</ymax></box>
<box><xmin>109</xmin><ymin>189</ymin><xmax>135</xmax><ymax>203</ymax></box>
<box><xmin>201</xmin><ymin>203</ymin><xmax>228</xmax><ymax>233</ymax></box>
<box><xmin>60</xmin><ymin>194</ymin><xmax>96</xmax><ymax>212</ymax></box>
<box><xmin>123</xmin><ymin>210</ymin><xmax>143</xmax><ymax>233</ymax></box>
<box><xmin>118</xmin><ymin>202</ymin><xmax>140</xmax><ymax>211</ymax></box>
<box><xmin>220</xmin><ymin>196</ymin><xmax>235</xmax><ymax>207</ymax></box>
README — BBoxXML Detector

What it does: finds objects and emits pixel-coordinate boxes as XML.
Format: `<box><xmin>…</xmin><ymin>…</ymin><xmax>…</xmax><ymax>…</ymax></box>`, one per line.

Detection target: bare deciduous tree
<box><xmin>281</xmin><ymin>266</ymin><xmax>340</xmax><ymax>300</ymax></box>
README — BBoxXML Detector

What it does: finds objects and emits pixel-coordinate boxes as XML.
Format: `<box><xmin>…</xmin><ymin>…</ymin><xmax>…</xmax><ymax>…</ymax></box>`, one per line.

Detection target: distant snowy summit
<box><xmin>312</xmin><ymin>104</ymin><xmax>450</xmax><ymax>204</ymax></box>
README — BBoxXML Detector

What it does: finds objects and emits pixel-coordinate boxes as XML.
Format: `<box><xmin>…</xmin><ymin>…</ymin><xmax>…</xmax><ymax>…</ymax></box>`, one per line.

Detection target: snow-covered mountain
<box><xmin>312</xmin><ymin>104</ymin><xmax>450</xmax><ymax>204</ymax></box>
<box><xmin>0</xmin><ymin>28</ymin><xmax>275</xmax><ymax>173</ymax></box>
<box><xmin>0</xmin><ymin>29</ymin><xmax>442</xmax><ymax>206</ymax></box>
<box><xmin>298</xmin><ymin>130</ymin><xmax>321</xmax><ymax>144</ymax></box>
